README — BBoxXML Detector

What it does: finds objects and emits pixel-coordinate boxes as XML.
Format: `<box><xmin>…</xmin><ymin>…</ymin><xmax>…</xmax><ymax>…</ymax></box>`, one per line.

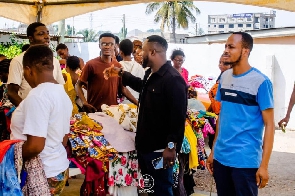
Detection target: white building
<box><xmin>208</xmin><ymin>11</ymin><xmax>276</xmax><ymax>34</ymax></box>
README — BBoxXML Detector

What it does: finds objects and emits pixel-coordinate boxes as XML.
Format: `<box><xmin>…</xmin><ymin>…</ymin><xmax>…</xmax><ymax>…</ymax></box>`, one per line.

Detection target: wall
<box><xmin>66</xmin><ymin>38</ymin><xmax>295</xmax><ymax>129</ymax></box>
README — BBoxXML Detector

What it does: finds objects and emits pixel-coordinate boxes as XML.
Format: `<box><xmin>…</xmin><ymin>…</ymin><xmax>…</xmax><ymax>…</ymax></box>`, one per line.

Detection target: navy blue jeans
<box><xmin>137</xmin><ymin>151</ymin><xmax>173</xmax><ymax>196</ymax></box>
<box><xmin>213</xmin><ymin>159</ymin><xmax>258</xmax><ymax>196</ymax></box>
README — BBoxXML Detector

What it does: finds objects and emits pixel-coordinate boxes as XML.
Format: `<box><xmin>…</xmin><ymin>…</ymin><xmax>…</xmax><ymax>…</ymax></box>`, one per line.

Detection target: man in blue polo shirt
<box><xmin>206</xmin><ymin>32</ymin><xmax>275</xmax><ymax>196</ymax></box>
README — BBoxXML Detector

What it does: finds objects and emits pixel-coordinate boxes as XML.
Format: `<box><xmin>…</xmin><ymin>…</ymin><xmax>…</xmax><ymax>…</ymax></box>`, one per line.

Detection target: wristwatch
<box><xmin>167</xmin><ymin>142</ymin><xmax>175</xmax><ymax>150</ymax></box>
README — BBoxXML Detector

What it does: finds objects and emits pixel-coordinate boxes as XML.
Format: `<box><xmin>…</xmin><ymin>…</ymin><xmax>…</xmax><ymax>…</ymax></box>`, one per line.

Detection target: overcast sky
<box><xmin>1</xmin><ymin>1</ymin><xmax>295</xmax><ymax>35</ymax></box>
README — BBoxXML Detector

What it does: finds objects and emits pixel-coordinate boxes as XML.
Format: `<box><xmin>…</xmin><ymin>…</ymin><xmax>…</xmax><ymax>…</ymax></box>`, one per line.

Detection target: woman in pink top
<box><xmin>170</xmin><ymin>49</ymin><xmax>189</xmax><ymax>84</ymax></box>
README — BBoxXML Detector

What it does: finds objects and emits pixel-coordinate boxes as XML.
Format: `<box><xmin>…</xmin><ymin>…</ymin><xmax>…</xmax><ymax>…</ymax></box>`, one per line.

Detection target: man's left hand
<box><xmin>256</xmin><ymin>167</ymin><xmax>269</xmax><ymax>188</ymax></box>
<box><xmin>162</xmin><ymin>148</ymin><xmax>176</xmax><ymax>168</ymax></box>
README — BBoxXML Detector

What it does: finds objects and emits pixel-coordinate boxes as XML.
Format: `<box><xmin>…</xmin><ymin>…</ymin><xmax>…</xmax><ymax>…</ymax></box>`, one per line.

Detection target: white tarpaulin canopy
<box><xmin>0</xmin><ymin>0</ymin><xmax>295</xmax><ymax>25</ymax></box>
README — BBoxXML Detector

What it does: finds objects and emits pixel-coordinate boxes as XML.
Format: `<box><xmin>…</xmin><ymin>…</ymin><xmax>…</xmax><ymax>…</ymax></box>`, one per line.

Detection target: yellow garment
<box><xmin>62</xmin><ymin>70</ymin><xmax>79</xmax><ymax>116</ymax></box>
<box><xmin>185</xmin><ymin>120</ymin><xmax>198</xmax><ymax>169</ymax></box>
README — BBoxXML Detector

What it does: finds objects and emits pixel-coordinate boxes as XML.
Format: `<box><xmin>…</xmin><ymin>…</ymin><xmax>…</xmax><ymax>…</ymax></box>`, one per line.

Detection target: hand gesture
<box><xmin>82</xmin><ymin>102</ymin><xmax>97</xmax><ymax>113</ymax></box>
<box><xmin>162</xmin><ymin>148</ymin><xmax>176</xmax><ymax>169</ymax></box>
<box><xmin>103</xmin><ymin>65</ymin><xmax>121</xmax><ymax>80</ymax></box>
<box><xmin>206</xmin><ymin>152</ymin><xmax>214</xmax><ymax>175</ymax></box>
<box><xmin>256</xmin><ymin>167</ymin><xmax>269</xmax><ymax>188</ymax></box>
<box><xmin>278</xmin><ymin>116</ymin><xmax>289</xmax><ymax>128</ymax></box>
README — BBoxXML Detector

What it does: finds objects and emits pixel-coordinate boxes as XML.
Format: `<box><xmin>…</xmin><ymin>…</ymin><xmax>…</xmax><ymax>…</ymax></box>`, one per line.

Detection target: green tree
<box><xmin>146</xmin><ymin>1</ymin><xmax>200</xmax><ymax>43</ymax></box>
<box><xmin>77</xmin><ymin>29</ymin><xmax>99</xmax><ymax>42</ymax></box>
<box><xmin>119</xmin><ymin>27</ymin><xmax>127</xmax><ymax>40</ymax></box>
<box><xmin>66</xmin><ymin>25</ymin><xmax>76</xmax><ymax>36</ymax></box>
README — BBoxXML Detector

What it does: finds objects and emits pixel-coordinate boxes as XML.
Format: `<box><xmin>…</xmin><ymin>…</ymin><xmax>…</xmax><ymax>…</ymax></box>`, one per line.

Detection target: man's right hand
<box><xmin>82</xmin><ymin>102</ymin><xmax>97</xmax><ymax>113</ymax></box>
<box><xmin>278</xmin><ymin>116</ymin><xmax>289</xmax><ymax>128</ymax></box>
<box><xmin>103</xmin><ymin>65</ymin><xmax>121</xmax><ymax>80</ymax></box>
<box><xmin>206</xmin><ymin>152</ymin><xmax>214</xmax><ymax>175</ymax></box>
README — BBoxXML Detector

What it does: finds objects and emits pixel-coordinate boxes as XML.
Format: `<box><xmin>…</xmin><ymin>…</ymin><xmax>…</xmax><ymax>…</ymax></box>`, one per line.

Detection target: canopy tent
<box><xmin>0</xmin><ymin>0</ymin><xmax>294</xmax><ymax>25</ymax></box>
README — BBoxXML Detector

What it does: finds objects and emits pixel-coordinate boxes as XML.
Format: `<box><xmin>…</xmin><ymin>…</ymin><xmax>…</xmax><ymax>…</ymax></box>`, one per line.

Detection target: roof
<box><xmin>0</xmin><ymin>30</ymin><xmax>84</xmax><ymax>41</ymax></box>
<box><xmin>186</xmin><ymin>26</ymin><xmax>295</xmax><ymax>44</ymax></box>
<box><xmin>0</xmin><ymin>0</ymin><xmax>295</xmax><ymax>25</ymax></box>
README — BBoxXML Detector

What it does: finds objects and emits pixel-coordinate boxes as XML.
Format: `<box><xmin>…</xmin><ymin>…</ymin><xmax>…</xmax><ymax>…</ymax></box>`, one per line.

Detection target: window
<box><xmin>219</xmin><ymin>18</ymin><xmax>226</xmax><ymax>23</ymax></box>
<box><xmin>265</xmin><ymin>18</ymin><xmax>269</xmax><ymax>21</ymax></box>
<box><xmin>237</xmin><ymin>18</ymin><xmax>244</xmax><ymax>22</ymax></box>
<box><xmin>238</xmin><ymin>24</ymin><xmax>243</xmax><ymax>27</ymax></box>
<box><xmin>208</xmin><ymin>25</ymin><xmax>210</xmax><ymax>27</ymax></box>
<box><xmin>219</xmin><ymin>25</ymin><xmax>224</xmax><ymax>28</ymax></box>
<box><xmin>229</xmin><ymin>24</ymin><xmax>234</xmax><ymax>28</ymax></box>
<box><xmin>214</xmin><ymin>25</ymin><xmax>216</xmax><ymax>27</ymax></box>
<box><xmin>211</xmin><ymin>18</ymin><xmax>216</xmax><ymax>23</ymax></box>
<box><xmin>265</xmin><ymin>25</ymin><xmax>269</xmax><ymax>28</ymax></box>
<box><xmin>247</xmin><ymin>17</ymin><xmax>252</xmax><ymax>21</ymax></box>
<box><xmin>246</xmin><ymin>24</ymin><xmax>252</xmax><ymax>27</ymax></box>
<box><xmin>254</xmin><ymin>17</ymin><xmax>259</xmax><ymax>23</ymax></box>
<box><xmin>219</xmin><ymin>31</ymin><xmax>224</xmax><ymax>33</ymax></box>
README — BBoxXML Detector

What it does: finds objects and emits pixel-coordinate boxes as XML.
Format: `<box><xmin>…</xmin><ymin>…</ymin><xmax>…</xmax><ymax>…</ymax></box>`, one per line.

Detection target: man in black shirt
<box><xmin>104</xmin><ymin>35</ymin><xmax>187</xmax><ymax>196</ymax></box>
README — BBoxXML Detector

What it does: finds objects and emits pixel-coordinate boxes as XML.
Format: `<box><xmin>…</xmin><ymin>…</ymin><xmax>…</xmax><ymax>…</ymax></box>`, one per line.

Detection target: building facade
<box><xmin>208</xmin><ymin>11</ymin><xmax>276</xmax><ymax>34</ymax></box>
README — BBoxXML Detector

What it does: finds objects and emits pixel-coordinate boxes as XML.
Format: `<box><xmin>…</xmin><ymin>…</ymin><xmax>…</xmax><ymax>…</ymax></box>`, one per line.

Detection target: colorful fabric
<box><xmin>101</xmin><ymin>104</ymin><xmax>138</xmax><ymax>132</ymax></box>
<box><xmin>108</xmin><ymin>151</ymin><xmax>139</xmax><ymax>187</ymax></box>
<box><xmin>14</xmin><ymin>141</ymin><xmax>51</xmax><ymax>196</ymax></box>
<box><xmin>68</xmin><ymin>113</ymin><xmax>117</xmax><ymax>171</ymax></box>
<box><xmin>47</xmin><ymin>169</ymin><xmax>69</xmax><ymax>196</ymax></box>
<box><xmin>180</xmin><ymin>136</ymin><xmax>190</xmax><ymax>154</ymax></box>
<box><xmin>0</xmin><ymin>144</ymin><xmax>22</xmax><ymax>196</ymax></box>
<box><xmin>0</xmin><ymin>139</ymin><xmax>20</xmax><ymax>163</ymax></box>
<box><xmin>215</xmin><ymin>68</ymin><xmax>274</xmax><ymax>168</ymax></box>
<box><xmin>184</xmin><ymin>121</ymin><xmax>198</xmax><ymax>169</ymax></box>
<box><xmin>62</xmin><ymin>70</ymin><xmax>79</xmax><ymax>116</ymax></box>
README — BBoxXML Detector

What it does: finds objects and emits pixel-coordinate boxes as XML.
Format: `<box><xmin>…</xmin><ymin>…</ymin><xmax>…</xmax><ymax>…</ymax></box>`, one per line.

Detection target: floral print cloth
<box><xmin>108</xmin><ymin>151</ymin><xmax>139</xmax><ymax>187</ymax></box>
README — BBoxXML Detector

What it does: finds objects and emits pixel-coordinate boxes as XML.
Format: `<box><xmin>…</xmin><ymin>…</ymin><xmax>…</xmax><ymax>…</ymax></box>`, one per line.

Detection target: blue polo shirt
<box><xmin>214</xmin><ymin>67</ymin><xmax>273</xmax><ymax>168</ymax></box>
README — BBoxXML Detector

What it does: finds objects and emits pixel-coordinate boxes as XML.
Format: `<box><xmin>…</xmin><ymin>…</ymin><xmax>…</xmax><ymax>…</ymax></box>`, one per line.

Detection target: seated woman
<box><xmin>10</xmin><ymin>45</ymin><xmax>73</xmax><ymax>195</ymax></box>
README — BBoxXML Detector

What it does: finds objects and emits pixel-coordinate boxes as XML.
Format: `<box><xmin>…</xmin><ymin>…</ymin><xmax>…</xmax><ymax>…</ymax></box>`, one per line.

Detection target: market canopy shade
<box><xmin>0</xmin><ymin>0</ymin><xmax>294</xmax><ymax>25</ymax></box>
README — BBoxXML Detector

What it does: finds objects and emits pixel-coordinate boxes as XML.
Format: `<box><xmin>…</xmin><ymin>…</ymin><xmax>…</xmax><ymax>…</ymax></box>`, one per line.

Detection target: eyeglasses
<box><xmin>100</xmin><ymin>42</ymin><xmax>114</xmax><ymax>47</ymax></box>
<box><xmin>173</xmin><ymin>59</ymin><xmax>184</xmax><ymax>63</ymax></box>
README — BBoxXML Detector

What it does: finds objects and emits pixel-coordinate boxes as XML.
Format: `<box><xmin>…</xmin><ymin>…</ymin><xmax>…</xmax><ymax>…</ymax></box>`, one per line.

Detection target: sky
<box><xmin>1</xmin><ymin>1</ymin><xmax>295</xmax><ymax>35</ymax></box>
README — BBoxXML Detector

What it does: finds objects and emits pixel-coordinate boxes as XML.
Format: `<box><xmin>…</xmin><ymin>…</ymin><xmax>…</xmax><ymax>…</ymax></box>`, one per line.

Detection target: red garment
<box><xmin>79</xmin><ymin>57</ymin><xmax>122</xmax><ymax>111</ymax></box>
<box><xmin>80</xmin><ymin>159</ymin><xmax>106</xmax><ymax>196</ymax></box>
<box><xmin>0</xmin><ymin>139</ymin><xmax>21</xmax><ymax>163</ymax></box>
<box><xmin>4</xmin><ymin>108</ymin><xmax>11</xmax><ymax>133</ymax></box>
<box><xmin>181</xmin><ymin>67</ymin><xmax>189</xmax><ymax>84</ymax></box>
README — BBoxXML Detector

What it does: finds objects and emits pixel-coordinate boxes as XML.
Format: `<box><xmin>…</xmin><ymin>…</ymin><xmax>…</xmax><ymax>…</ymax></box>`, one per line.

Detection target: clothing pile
<box><xmin>68</xmin><ymin>113</ymin><xmax>118</xmax><ymax>173</ymax></box>
<box><xmin>186</xmin><ymin>110</ymin><xmax>217</xmax><ymax>170</ymax></box>
<box><xmin>68</xmin><ymin>110</ymin><xmax>140</xmax><ymax>196</ymax></box>
<box><xmin>188</xmin><ymin>74</ymin><xmax>215</xmax><ymax>93</ymax></box>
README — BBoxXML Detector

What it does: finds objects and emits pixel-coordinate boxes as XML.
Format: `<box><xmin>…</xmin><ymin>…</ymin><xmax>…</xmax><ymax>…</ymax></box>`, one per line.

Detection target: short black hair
<box><xmin>66</xmin><ymin>56</ymin><xmax>80</xmax><ymax>71</ymax></box>
<box><xmin>23</xmin><ymin>45</ymin><xmax>53</xmax><ymax>72</ymax></box>
<box><xmin>27</xmin><ymin>22</ymin><xmax>46</xmax><ymax>37</ymax></box>
<box><xmin>170</xmin><ymin>49</ymin><xmax>185</xmax><ymax>60</ymax></box>
<box><xmin>147</xmin><ymin>35</ymin><xmax>168</xmax><ymax>51</ymax></box>
<box><xmin>0</xmin><ymin>59</ymin><xmax>11</xmax><ymax>73</ymax></box>
<box><xmin>56</xmin><ymin>43</ymin><xmax>68</xmax><ymax>51</ymax></box>
<box><xmin>115</xmin><ymin>36</ymin><xmax>120</xmax><ymax>44</ymax></box>
<box><xmin>99</xmin><ymin>33</ymin><xmax>115</xmax><ymax>41</ymax></box>
<box><xmin>119</xmin><ymin>39</ymin><xmax>133</xmax><ymax>56</ymax></box>
<box><xmin>21</xmin><ymin>44</ymin><xmax>30</xmax><ymax>52</ymax></box>
<box><xmin>233</xmin><ymin>32</ymin><xmax>253</xmax><ymax>52</ymax></box>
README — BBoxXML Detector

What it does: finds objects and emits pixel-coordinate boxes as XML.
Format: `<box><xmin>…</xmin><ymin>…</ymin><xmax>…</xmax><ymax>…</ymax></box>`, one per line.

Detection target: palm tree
<box><xmin>146</xmin><ymin>1</ymin><xmax>200</xmax><ymax>43</ymax></box>
<box><xmin>78</xmin><ymin>29</ymin><xmax>99</xmax><ymax>42</ymax></box>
